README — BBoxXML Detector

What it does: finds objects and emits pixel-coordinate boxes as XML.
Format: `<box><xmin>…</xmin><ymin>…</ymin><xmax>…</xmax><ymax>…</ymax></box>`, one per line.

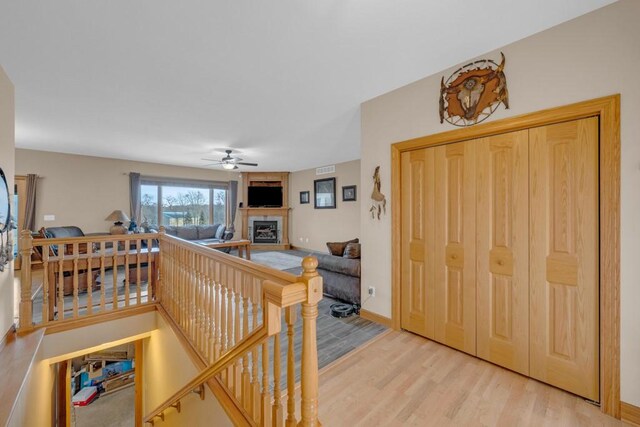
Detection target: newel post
<box><xmin>19</xmin><ymin>230</ymin><xmax>34</xmax><ymax>332</ymax></box>
<box><xmin>297</xmin><ymin>256</ymin><xmax>323</xmax><ymax>427</ymax></box>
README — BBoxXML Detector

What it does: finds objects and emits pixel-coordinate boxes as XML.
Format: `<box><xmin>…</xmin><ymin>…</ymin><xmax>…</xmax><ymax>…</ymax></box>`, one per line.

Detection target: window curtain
<box><xmin>24</xmin><ymin>174</ymin><xmax>38</xmax><ymax>231</ymax></box>
<box><xmin>228</xmin><ymin>180</ymin><xmax>238</xmax><ymax>232</ymax></box>
<box><xmin>129</xmin><ymin>172</ymin><xmax>141</xmax><ymax>222</ymax></box>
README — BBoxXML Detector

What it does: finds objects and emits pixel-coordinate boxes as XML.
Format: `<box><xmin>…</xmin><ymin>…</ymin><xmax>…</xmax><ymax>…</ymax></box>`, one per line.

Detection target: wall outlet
<box><xmin>305</xmin><ymin>237</ymin><xmax>309</xmax><ymax>243</ymax></box>
<box><xmin>368</xmin><ymin>286</ymin><xmax>375</xmax><ymax>297</ymax></box>
<box><xmin>44</xmin><ymin>214</ymin><xmax>55</xmax><ymax>221</ymax></box>
<box><xmin>299</xmin><ymin>237</ymin><xmax>303</xmax><ymax>242</ymax></box>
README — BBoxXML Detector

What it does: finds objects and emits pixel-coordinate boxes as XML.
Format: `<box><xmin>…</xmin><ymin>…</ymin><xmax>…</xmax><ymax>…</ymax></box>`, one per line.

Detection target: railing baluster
<box><xmin>241</xmin><ymin>279</ymin><xmax>251</xmax><ymax>410</ymax></box>
<box><xmin>72</xmin><ymin>242</ymin><xmax>79</xmax><ymax>318</ymax></box>
<box><xmin>42</xmin><ymin>246</ymin><xmax>50</xmax><ymax>324</ymax></box>
<box><xmin>100</xmin><ymin>241</ymin><xmax>106</xmax><ymax>312</ymax></box>
<box><xmin>261</xmin><ymin>336</ymin><xmax>272</xmax><ymax>426</ymax></box>
<box><xmin>272</xmin><ymin>333</ymin><xmax>283</xmax><ymax>427</ymax></box>
<box><xmin>285</xmin><ymin>306</ymin><xmax>297</xmax><ymax>427</ymax></box>
<box><xmin>234</xmin><ymin>270</ymin><xmax>242</xmax><ymax>398</ymax></box>
<box><xmin>251</xmin><ymin>286</ymin><xmax>261</xmax><ymax>422</ymax></box>
<box><xmin>19</xmin><ymin>231</ymin><xmax>34</xmax><ymax>331</ymax></box>
<box><xmin>58</xmin><ymin>249</ymin><xmax>65</xmax><ymax>320</ymax></box>
<box><xmin>136</xmin><ymin>239</ymin><xmax>141</xmax><ymax>305</ymax></box>
<box><xmin>226</xmin><ymin>266</ymin><xmax>234</xmax><ymax>389</ymax></box>
<box><xmin>219</xmin><ymin>264</ymin><xmax>228</xmax><ymax>385</ymax></box>
<box><xmin>124</xmin><ymin>240</ymin><xmax>130</xmax><ymax>307</ymax></box>
<box><xmin>86</xmin><ymin>240</ymin><xmax>93</xmax><ymax>315</ymax></box>
<box><xmin>147</xmin><ymin>237</ymin><xmax>154</xmax><ymax>301</ymax></box>
<box><xmin>207</xmin><ymin>259</ymin><xmax>215</xmax><ymax>364</ymax></box>
<box><xmin>198</xmin><ymin>255</ymin><xmax>205</xmax><ymax>355</ymax></box>
<box><xmin>213</xmin><ymin>263</ymin><xmax>220</xmax><ymax>361</ymax></box>
<box><xmin>112</xmin><ymin>239</ymin><xmax>119</xmax><ymax>310</ymax></box>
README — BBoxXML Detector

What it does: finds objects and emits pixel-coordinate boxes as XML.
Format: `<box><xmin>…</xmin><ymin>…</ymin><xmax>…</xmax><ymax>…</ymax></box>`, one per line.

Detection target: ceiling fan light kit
<box><xmin>202</xmin><ymin>149</ymin><xmax>258</xmax><ymax>170</ymax></box>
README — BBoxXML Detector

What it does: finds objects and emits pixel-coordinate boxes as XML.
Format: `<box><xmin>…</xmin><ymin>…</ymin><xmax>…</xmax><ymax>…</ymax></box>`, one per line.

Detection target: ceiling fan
<box><xmin>202</xmin><ymin>150</ymin><xmax>258</xmax><ymax>170</ymax></box>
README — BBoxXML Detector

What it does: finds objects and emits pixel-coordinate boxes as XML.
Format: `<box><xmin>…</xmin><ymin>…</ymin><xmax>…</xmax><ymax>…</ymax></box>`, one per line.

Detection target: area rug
<box><xmin>250</xmin><ymin>251</ymin><xmax>304</xmax><ymax>270</ymax></box>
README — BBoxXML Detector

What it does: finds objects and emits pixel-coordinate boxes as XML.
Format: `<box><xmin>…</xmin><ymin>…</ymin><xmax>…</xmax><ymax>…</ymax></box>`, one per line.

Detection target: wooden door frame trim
<box><xmin>390</xmin><ymin>94</ymin><xmax>621</xmax><ymax>418</ymax></box>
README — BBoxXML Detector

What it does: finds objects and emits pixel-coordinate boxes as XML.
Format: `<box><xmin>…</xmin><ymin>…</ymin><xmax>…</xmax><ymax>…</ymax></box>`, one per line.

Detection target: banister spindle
<box><xmin>285</xmin><ymin>306</ymin><xmax>297</xmax><ymax>427</ymax></box>
<box><xmin>86</xmin><ymin>240</ymin><xmax>93</xmax><ymax>315</ymax></box>
<box><xmin>72</xmin><ymin>242</ymin><xmax>79</xmax><ymax>317</ymax></box>
<box><xmin>272</xmin><ymin>332</ymin><xmax>284</xmax><ymax>427</ymax></box>
<box><xmin>19</xmin><ymin>230</ymin><xmax>34</xmax><ymax>332</ymax></box>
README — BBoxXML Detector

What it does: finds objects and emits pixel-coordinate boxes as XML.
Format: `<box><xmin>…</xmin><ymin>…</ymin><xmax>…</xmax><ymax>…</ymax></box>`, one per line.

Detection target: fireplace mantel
<box><xmin>240</xmin><ymin>207</ymin><xmax>291</xmax><ymax>250</ymax></box>
<box><xmin>239</xmin><ymin>172</ymin><xmax>291</xmax><ymax>250</ymax></box>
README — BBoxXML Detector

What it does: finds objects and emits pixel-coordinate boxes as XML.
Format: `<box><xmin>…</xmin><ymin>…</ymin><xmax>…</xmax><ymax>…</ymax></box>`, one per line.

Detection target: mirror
<box><xmin>0</xmin><ymin>168</ymin><xmax>9</xmax><ymax>233</ymax></box>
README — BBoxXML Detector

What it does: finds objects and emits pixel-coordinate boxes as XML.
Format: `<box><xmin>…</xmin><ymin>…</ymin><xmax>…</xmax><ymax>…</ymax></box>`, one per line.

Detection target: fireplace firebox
<box><xmin>253</xmin><ymin>221</ymin><xmax>278</xmax><ymax>244</ymax></box>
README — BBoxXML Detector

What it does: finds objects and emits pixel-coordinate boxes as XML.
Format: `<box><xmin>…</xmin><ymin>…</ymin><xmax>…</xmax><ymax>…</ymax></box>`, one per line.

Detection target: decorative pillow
<box><xmin>198</xmin><ymin>225</ymin><xmax>219</xmax><ymax>240</ymax></box>
<box><xmin>326</xmin><ymin>238</ymin><xmax>359</xmax><ymax>256</ymax></box>
<box><xmin>176</xmin><ymin>226</ymin><xmax>198</xmax><ymax>241</ymax></box>
<box><xmin>215</xmin><ymin>225</ymin><xmax>226</xmax><ymax>240</ymax></box>
<box><xmin>343</xmin><ymin>242</ymin><xmax>361</xmax><ymax>259</ymax></box>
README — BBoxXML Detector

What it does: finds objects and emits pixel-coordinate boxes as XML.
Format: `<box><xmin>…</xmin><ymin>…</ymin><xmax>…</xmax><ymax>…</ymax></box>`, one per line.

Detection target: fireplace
<box><xmin>253</xmin><ymin>221</ymin><xmax>278</xmax><ymax>244</ymax></box>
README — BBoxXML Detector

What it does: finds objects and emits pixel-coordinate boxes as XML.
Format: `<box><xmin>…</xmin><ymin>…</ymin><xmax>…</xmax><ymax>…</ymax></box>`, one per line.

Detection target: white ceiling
<box><xmin>0</xmin><ymin>0</ymin><xmax>615</xmax><ymax>172</ymax></box>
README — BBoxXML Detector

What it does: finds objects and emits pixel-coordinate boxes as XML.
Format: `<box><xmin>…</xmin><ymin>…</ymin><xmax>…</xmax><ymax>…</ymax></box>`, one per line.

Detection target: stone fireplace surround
<box><xmin>248</xmin><ymin>216</ymin><xmax>283</xmax><ymax>244</ymax></box>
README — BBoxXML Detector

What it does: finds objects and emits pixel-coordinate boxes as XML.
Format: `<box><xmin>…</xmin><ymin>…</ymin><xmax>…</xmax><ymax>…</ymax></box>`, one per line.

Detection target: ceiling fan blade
<box><xmin>201</xmin><ymin>158</ymin><xmax>221</xmax><ymax>162</ymax></box>
<box><xmin>236</xmin><ymin>162</ymin><xmax>258</xmax><ymax>166</ymax></box>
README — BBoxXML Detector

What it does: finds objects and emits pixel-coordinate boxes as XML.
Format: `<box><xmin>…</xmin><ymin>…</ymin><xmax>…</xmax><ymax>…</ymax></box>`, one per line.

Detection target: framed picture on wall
<box><xmin>300</xmin><ymin>191</ymin><xmax>310</xmax><ymax>204</ymax></box>
<box><xmin>314</xmin><ymin>178</ymin><xmax>336</xmax><ymax>209</ymax></box>
<box><xmin>342</xmin><ymin>185</ymin><xmax>357</xmax><ymax>202</ymax></box>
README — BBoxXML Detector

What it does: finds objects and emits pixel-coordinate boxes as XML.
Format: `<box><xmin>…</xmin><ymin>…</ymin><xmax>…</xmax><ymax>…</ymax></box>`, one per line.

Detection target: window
<box><xmin>139</xmin><ymin>177</ymin><xmax>227</xmax><ymax>228</ymax></box>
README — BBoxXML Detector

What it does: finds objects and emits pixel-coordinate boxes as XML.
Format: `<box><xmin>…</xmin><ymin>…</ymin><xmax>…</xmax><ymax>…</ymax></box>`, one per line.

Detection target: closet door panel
<box><xmin>434</xmin><ymin>141</ymin><xmax>476</xmax><ymax>354</ymax></box>
<box><xmin>476</xmin><ymin>130</ymin><xmax>529</xmax><ymax>375</ymax></box>
<box><xmin>529</xmin><ymin>117</ymin><xmax>599</xmax><ymax>401</ymax></box>
<box><xmin>400</xmin><ymin>149</ymin><xmax>436</xmax><ymax>338</ymax></box>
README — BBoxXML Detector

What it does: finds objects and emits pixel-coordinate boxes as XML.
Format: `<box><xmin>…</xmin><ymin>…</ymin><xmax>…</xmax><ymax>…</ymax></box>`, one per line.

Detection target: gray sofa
<box><xmin>162</xmin><ymin>224</ymin><xmax>234</xmax><ymax>249</ymax></box>
<box><xmin>286</xmin><ymin>253</ymin><xmax>361</xmax><ymax>305</ymax></box>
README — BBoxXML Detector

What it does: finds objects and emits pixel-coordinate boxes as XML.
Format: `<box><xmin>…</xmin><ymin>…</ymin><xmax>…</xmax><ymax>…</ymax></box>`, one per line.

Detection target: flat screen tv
<box><xmin>248</xmin><ymin>186</ymin><xmax>283</xmax><ymax>207</ymax></box>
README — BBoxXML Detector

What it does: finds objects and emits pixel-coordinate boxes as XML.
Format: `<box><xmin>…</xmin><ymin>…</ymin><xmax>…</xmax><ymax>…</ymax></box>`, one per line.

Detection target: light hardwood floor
<box><xmin>317</xmin><ymin>330</ymin><xmax>622</xmax><ymax>426</ymax></box>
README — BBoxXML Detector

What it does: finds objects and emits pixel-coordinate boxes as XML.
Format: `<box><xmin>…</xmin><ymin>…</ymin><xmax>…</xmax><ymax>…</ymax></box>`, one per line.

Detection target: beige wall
<box><xmin>144</xmin><ymin>313</ymin><xmax>232</xmax><ymax>427</ymax></box>
<box><xmin>0</xmin><ymin>65</ymin><xmax>15</xmax><ymax>338</ymax></box>
<box><xmin>41</xmin><ymin>311</ymin><xmax>156</xmax><ymax>361</ymax></box>
<box><xmin>15</xmin><ymin>149</ymin><xmax>244</xmax><ymax>234</ymax></box>
<box><xmin>360</xmin><ymin>0</ymin><xmax>640</xmax><ymax>406</ymax></box>
<box><xmin>7</xmin><ymin>344</ymin><xmax>55</xmax><ymax>427</ymax></box>
<box><xmin>289</xmin><ymin>160</ymin><xmax>360</xmax><ymax>252</ymax></box>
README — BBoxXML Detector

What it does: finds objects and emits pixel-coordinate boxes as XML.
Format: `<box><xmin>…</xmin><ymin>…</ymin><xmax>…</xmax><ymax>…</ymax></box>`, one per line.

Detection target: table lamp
<box><xmin>105</xmin><ymin>210</ymin><xmax>130</xmax><ymax>234</ymax></box>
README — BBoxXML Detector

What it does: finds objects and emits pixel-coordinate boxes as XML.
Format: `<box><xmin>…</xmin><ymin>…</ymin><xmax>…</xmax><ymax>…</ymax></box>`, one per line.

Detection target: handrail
<box><xmin>159</xmin><ymin>233</ymin><xmax>298</xmax><ymax>286</ymax></box>
<box><xmin>19</xmin><ymin>230</ymin><xmax>161</xmax><ymax>331</ymax></box>
<box><xmin>29</xmin><ymin>231</ymin><xmax>160</xmax><ymax>245</ymax></box>
<box><xmin>144</xmin><ymin>279</ymin><xmax>308</xmax><ymax>424</ymax></box>
<box><xmin>144</xmin><ymin>326</ymin><xmax>269</xmax><ymax>424</ymax></box>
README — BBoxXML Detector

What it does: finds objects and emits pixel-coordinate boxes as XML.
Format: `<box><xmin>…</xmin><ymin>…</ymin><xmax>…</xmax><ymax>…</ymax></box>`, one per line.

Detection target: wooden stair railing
<box><xmin>17</xmin><ymin>229</ymin><xmax>324</xmax><ymax>426</ymax></box>
<box><xmin>18</xmin><ymin>230</ymin><xmax>161</xmax><ymax>332</ymax></box>
<box><xmin>153</xmin><ymin>233</ymin><xmax>323</xmax><ymax>426</ymax></box>
<box><xmin>144</xmin><ymin>279</ymin><xmax>305</xmax><ymax>425</ymax></box>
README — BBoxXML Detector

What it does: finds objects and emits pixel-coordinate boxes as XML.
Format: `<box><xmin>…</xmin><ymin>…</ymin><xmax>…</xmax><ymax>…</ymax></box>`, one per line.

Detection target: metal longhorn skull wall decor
<box><xmin>439</xmin><ymin>52</ymin><xmax>509</xmax><ymax>127</ymax></box>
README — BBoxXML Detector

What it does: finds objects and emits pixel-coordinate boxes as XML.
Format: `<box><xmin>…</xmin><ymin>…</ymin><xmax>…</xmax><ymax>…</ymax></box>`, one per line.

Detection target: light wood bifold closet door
<box><xmin>399</xmin><ymin>116</ymin><xmax>599</xmax><ymax>400</ymax></box>
<box><xmin>529</xmin><ymin>117</ymin><xmax>599</xmax><ymax>401</ymax></box>
<box><xmin>400</xmin><ymin>141</ymin><xmax>476</xmax><ymax>354</ymax></box>
<box><xmin>476</xmin><ymin>130</ymin><xmax>530</xmax><ymax>375</ymax></box>
<box><xmin>400</xmin><ymin>148</ymin><xmax>436</xmax><ymax>339</ymax></box>
<box><xmin>434</xmin><ymin>142</ymin><xmax>476</xmax><ymax>354</ymax></box>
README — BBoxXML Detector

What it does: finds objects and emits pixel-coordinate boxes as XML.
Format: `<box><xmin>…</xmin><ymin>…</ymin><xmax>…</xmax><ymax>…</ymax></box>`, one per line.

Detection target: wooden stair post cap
<box><xmin>301</xmin><ymin>256</ymin><xmax>318</xmax><ymax>274</ymax></box>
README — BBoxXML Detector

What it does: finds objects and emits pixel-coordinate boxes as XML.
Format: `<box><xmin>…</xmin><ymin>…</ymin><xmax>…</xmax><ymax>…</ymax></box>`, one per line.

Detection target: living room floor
<box><xmin>314</xmin><ymin>330</ymin><xmax>623</xmax><ymax>427</ymax></box>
